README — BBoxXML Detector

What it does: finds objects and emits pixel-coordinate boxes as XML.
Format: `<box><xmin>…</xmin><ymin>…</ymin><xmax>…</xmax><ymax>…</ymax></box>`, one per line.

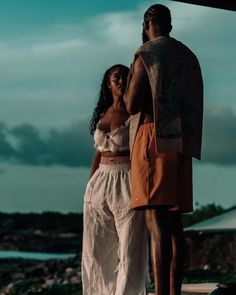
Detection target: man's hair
<box><xmin>144</xmin><ymin>4</ymin><xmax>172</xmax><ymax>32</ymax></box>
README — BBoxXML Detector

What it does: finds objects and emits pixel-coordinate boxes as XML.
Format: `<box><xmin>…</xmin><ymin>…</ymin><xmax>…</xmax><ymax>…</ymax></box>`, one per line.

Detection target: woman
<box><xmin>82</xmin><ymin>64</ymin><xmax>148</xmax><ymax>295</ymax></box>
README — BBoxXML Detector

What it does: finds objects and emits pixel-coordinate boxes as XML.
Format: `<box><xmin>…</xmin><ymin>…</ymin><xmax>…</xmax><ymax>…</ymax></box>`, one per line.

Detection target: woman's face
<box><xmin>108</xmin><ymin>67</ymin><xmax>128</xmax><ymax>98</ymax></box>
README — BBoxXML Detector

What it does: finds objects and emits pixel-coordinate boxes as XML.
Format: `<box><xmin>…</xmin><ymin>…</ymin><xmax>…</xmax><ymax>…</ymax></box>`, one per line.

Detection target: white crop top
<box><xmin>94</xmin><ymin>118</ymin><xmax>130</xmax><ymax>153</ymax></box>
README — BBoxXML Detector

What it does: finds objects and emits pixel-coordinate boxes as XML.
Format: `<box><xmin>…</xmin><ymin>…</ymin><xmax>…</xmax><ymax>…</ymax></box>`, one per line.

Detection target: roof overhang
<box><xmin>171</xmin><ymin>0</ymin><xmax>236</xmax><ymax>11</ymax></box>
<box><xmin>184</xmin><ymin>207</ymin><xmax>236</xmax><ymax>234</ymax></box>
<box><xmin>185</xmin><ymin>229</ymin><xmax>236</xmax><ymax>236</ymax></box>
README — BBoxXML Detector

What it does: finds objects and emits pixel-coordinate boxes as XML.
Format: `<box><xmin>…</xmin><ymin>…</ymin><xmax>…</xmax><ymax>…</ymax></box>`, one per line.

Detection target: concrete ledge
<box><xmin>148</xmin><ymin>283</ymin><xmax>217</xmax><ymax>295</ymax></box>
<box><xmin>182</xmin><ymin>283</ymin><xmax>217</xmax><ymax>293</ymax></box>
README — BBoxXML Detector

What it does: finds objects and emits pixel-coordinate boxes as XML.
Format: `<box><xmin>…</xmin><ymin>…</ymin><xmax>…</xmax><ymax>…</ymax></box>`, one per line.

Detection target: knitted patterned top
<box><xmin>130</xmin><ymin>36</ymin><xmax>203</xmax><ymax>160</ymax></box>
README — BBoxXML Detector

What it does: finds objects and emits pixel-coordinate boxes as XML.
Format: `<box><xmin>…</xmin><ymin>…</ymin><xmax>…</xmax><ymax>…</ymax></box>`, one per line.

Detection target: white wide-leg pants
<box><xmin>82</xmin><ymin>163</ymin><xmax>148</xmax><ymax>295</ymax></box>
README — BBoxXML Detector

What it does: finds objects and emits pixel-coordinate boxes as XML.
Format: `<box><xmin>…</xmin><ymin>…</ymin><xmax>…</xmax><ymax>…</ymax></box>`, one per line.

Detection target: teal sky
<box><xmin>0</xmin><ymin>0</ymin><xmax>236</xmax><ymax>212</ymax></box>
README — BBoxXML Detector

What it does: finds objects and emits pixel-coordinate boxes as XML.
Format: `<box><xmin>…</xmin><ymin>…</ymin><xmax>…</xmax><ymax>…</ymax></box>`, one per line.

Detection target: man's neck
<box><xmin>149</xmin><ymin>31</ymin><xmax>170</xmax><ymax>40</ymax></box>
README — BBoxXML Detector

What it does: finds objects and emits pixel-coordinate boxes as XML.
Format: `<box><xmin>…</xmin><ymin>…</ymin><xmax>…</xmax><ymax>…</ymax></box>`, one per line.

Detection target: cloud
<box><xmin>0</xmin><ymin>123</ymin><xmax>16</xmax><ymax>159</ymax></box>
<box><xmin>0</xmin><ymin>168</ymin><xmax>6</xmax><ymax>174</ymax></box>
<box><xmin>0</xmin><ymin>0</ymin><xmax>236</xmax><ymax>130</ymax></box>
<box><xmin>202</xmin><ymin>107</ymin><xmax>236</xmax><ymax>165</ymax></box>
<box><xmin>0</xmin><ymin>106</ymin><xmax>236</xmax><ymax>168</ymax></box>
<box><xmin>0</xmin><ymin>120</ymin><xmax>94</xmax><ymax>167</ymax></box>
<box><xmin>0</xmin><ymin>0</ymin><xmax>236</xmax><ymax>167</ymax></box>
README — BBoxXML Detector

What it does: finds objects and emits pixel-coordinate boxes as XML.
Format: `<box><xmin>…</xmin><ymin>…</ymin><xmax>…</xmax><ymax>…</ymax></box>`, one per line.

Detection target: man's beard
<box><xmin>142</xmin><ymin>29</ymin><xmax>149</xmax><ymax>44</ymax></box>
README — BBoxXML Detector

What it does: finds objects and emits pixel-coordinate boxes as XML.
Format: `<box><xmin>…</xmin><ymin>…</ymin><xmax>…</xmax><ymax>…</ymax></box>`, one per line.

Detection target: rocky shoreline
<box><xmin>1</xmin><ymin>206</ymin><xmax>235</xmax><ymax>294</ymax></box>
<box><xmin>0</xmin><ymin>212</ymin><xmax>83</xmax><ymax>294</ymax></box>
<box><xmin>0</xmin><ymin>255</ymin><xmax>82</xmax><ymax>295</ymax></box>
<box><xmin>0</xmin><ymin>212</ymin><xmax>83</xmax><ymax>254</ymax></box>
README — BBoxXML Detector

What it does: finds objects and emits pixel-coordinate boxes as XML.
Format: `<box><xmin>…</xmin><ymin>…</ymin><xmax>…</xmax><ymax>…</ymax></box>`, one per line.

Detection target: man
<box><xmin>124</xmin><ymin>4</ymin><xmax>203</xmax><ymax>295</ymax></box>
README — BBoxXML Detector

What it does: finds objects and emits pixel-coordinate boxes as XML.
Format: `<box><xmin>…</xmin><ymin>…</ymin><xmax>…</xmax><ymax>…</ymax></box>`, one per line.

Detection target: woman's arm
<box><xmin>89</xmin><ymin>151</ymin><xmax>101</xmax><ymax>178</ymax></box>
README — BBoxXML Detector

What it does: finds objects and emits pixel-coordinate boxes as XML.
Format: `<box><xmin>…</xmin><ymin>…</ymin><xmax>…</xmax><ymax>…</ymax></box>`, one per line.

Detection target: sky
<box><xmin>0</xmin><ymin>0</ymin><xmax>235</xmax><ymax>213</ymax></box>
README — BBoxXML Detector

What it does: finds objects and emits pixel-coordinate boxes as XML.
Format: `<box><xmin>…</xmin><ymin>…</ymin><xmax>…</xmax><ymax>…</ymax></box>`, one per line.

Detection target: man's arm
<box><xmin>124</xmin><ymin>56</ymin><xmax>150</xmax><ymax>114</ymax></box>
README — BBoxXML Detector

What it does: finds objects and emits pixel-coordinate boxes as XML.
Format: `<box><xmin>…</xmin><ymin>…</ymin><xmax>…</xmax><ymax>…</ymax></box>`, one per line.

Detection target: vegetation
<box><xmin>183</xmin><ymin>268</ymin><xmax>236</xmax><ymax>284</ymax></box>
<box><xmin>0</xmin><ymin>212</ymin><xmax>83</xmax><ymax>232</ymax></box>
<box><xmin>182</xmin><ymin>202</ymin><xmax>226</xmax><ymax>227</ymax></box>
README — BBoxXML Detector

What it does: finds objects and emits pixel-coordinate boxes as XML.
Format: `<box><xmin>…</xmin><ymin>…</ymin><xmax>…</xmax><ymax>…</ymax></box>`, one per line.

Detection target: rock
<box><xmin>0</xmin><ymin>256</ymin><xmax>82</xmax><ymax>294</ymax></box>
<box><xmin>10</xmin><ymin>279</ymin><xmax>35</xmax><ymax>293</ymax></box>
<box><xmin>44</xmin><ymin>278</ymin><xmax>56</xmax><ymax>287</ymax></box>
<box><xmin>3</xmin><ymin>283</ymin><xmax>14</xmax><ymax>293</ymax></box>
<box><xmin>12</xmin><ymin>273</ymin><xmax>26</xmax><ymax>281</ymax></box>
<box><xmin>70</xmin><ymin>276</ymin><xmax>81</xmax><ymax>284</ymax></box>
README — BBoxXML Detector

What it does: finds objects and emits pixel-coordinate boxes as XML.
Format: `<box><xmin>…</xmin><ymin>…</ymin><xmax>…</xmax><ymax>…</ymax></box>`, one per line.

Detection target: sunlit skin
<box><xmin>98</xmin><ymin>67</ymin><xmax>129</xmax><ymax>135</ymax></box>
<box><xmin>90</xmin><ymin>67</ymin><xmax>130</xmax><ymax>178</ymax></box>
<box><xmin>124</xmin><ymin>17</ymin><xmax>185</xmax><ymax>295</ymax></box>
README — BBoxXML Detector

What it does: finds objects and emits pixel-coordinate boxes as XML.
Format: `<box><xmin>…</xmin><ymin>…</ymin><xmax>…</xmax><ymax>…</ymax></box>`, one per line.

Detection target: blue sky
<box><xmin>0</xmin><ymin>0</ymin><xmax>235</xmax><ymax>212</ymax></box>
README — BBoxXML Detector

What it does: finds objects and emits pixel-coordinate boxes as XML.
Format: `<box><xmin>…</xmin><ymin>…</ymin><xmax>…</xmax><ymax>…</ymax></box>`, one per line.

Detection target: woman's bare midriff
<box><xmin>101</xmin><ymin>151</ymin><xmax>130</xmax><ymax>157</ymax></box>
<box><xmin>100</xmin><ymin>152</ymin><xmax>130</xmax><ymax>164</ymax></box>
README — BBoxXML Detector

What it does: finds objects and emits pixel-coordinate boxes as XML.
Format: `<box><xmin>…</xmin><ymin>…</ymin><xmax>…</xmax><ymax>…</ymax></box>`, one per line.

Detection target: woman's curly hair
<box><xmin>89</xmin><ymin>64</ymin><xmax>129</xmax><ymax>135</ymax></box>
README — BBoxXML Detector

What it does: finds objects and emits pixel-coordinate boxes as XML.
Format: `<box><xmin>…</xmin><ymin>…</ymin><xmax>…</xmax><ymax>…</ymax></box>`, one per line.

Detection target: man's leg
<box><xmin>170</xmin><ymin>212</ymin><xmax>186</xmax><ymax>295</ymax></box>
<box><xmin>145</xmin><ymin>207</ymin><xmax>172</xmax><ymax>295</ymax></box>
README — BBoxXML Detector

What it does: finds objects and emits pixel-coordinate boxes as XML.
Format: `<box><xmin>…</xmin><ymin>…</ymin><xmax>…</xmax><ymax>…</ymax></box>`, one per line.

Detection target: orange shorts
<box><xmin>131</xmin><ymin>123</ymin><xmax>193</xmax><ymax>212</ymax></box>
